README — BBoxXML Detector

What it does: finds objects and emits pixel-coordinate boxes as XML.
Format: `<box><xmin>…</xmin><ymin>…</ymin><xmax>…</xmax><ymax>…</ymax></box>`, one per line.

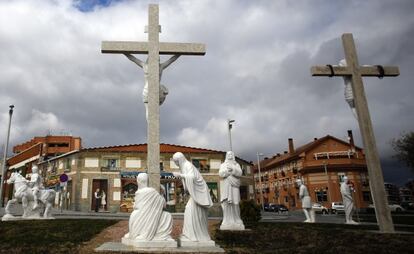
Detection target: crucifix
<box><xmin>101</xmin><ymin>4</ymin><xmax>206</xmax><ymax>191</ymax></box>
<box><xmin>311</xmin><ymin>33</ymin><xmax>399</xmax><ymax>233</ymax></box>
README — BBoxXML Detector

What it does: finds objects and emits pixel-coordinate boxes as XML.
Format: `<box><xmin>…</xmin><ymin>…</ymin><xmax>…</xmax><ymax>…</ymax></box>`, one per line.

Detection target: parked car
<box><xmin>331</xmin><ymin>202</ymin><xmax>345</xmax><ymax>214</ymax></box>
<box><xmin>401</xmin><ymin>202</ymin><xmax>414</xmax><ymax>211</ymax></box>
<box><xmin>264</xmin><ymin>203</ymin><xmax>275</xmax><ymax>212</ymax></box>
<box><xmin>312</xmin><ymin>203</ymin><xmax>329</xmax><ymax>214</ymax></box>
<box><xmin>273</xmin><ymin>204</ymin><xmax>289</xmax><ymax>213</ymax></box>
<box><xmin>367</xmin><ymin>203</ymin><xmax>406</xmax><ymax>213</ymax></box>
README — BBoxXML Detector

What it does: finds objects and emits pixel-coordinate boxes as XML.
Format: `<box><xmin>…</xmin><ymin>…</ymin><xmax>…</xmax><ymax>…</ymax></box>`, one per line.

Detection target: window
<box><xmin>102</xmin><ymin>158</ymin><xmax>119</xmax><ymax>170</ymax></box>
<box><xmin>363</xmin><ymin>191</ymin><xmax>371</xmax><ymax>202</ymax></box>
<box><xmin>160</xmin><ymin>162</ymin><xmax>164</xmax><ymax>171</ymax></box>
<box><xmin>338</xmin><ymin>172</ymin><xmax>346</xmax><ymax>183</ymax></box>
<box><xmin>207</xmin><ymin>182</ymin><xmax>218</xmax><ymax>203</ymax></box>
<box><xmin>192</xmin><ymin>158</ymin><xmax>209</xmax><ymax>173</ymax></box>
<box><xmin>316</xmin><ymin>190</ymin><xmax>328</xmax><ymax>202</ymax></box>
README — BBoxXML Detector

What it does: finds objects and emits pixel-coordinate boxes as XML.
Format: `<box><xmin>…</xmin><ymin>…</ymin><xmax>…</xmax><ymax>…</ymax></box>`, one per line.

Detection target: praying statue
<box><xmin>296</xmin><ymin>179</ymin><xmax>315</xmax><ymax>223</ymax></box>
<box><xmin>340</xmin><ymin>176</ymin><xmax>358</xmax><ymax>225</ymax></box>
<box><xmin>124</xmin><ymin>54</ymin><xmax>180</xmax><ymax>120</ymax></box>
<box><xmin>122</xmin><ymin>173</ymin><xmax>174</xmax><ymax>245</ymax></box>
<box><xmin>172</xmin><ymin>152</ymin><xmax>215</xmax><ymax>245</ymax></box>
<box><xmin>219</xmin><ymin>151</ymin><xmax>245</xmax><ymax>230</ymax></box>
<box><xmin>339</xmin><ymin>59</ymin><xmax>357</xmax><ymax>119</ymax></box>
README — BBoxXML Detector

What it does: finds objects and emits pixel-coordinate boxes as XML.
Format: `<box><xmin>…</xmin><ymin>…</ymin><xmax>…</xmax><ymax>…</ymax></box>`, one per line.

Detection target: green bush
<box><xmin>240</xmin><ymin>199</ymin><xmax>261</xmax><ymax>227</ymax></box>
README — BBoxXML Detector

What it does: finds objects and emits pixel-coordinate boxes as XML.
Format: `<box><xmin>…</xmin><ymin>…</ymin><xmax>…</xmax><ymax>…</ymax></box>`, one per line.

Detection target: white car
<box><xmin>331</xmin><ymin>202</ymin><xmax>345</xmax><ymax>213</ymax></box>
<box><xmin>312</xmin><ymin>203</ymin><xmax>329</xmax><ymax>214</ymax></box>
<box><xmin>368</xmin><ymin>203</ymin><xmax>405</xmax><ymax>213</ymax></box>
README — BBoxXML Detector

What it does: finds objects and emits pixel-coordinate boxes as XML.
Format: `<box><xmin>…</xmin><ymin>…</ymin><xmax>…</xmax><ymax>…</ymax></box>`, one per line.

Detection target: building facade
<box><xmin>37</xmin><ymin>143</ymin><xmax>254</xmax><ymax>215</ymax></box>
<box><xmin>254</xmin><ymin>131</ymin><xmax>371</xmax><ymax>210</ymax></box>
<box><xmin>2</xmin><ymin>135</ymin><xmax>81</xmax><ymax>205</ymax></box>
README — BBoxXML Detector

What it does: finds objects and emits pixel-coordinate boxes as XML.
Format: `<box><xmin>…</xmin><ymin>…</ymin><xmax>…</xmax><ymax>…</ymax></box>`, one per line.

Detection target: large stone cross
<box><xmin>311</xmin><ymin>33</ymin><xmax>400</xmax><ymax>233</ymax></box>
<box><xmin>101</xmin><ymin>4</ymin><xmax>206</xmax><ymax>190</ymax></box>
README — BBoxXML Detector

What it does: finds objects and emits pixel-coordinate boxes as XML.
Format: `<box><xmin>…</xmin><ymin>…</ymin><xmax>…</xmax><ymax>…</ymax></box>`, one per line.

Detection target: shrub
<box><xmin>240</xmin><ymin>199</ymin><xmax>261</xmax><ymax>227</ymax></box>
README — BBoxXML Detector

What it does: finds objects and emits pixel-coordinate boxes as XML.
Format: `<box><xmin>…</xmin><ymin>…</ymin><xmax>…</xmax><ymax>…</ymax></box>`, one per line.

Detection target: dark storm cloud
<box><xmin>1</xmin><ymin>0</ymin><xmax>414</xmax><ymax>184</ymax></box>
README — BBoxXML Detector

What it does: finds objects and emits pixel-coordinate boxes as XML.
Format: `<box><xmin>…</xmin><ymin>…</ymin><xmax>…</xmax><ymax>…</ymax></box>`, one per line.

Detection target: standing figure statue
<box><xmin>122</xmin><ymin>173</ymin><xmax>175</xmax><ymax>247</ymax></box>
<box><xmin>296</xmin><ymin>179</ymin><xmax>315</xmax><ymax>223</ymax></box>
<box><xmin>340</xmin><ymin>176</ymin><xmax>359</xmax><ymax>224</ymax></box>
<box><xmin>172</xmin><ymin>152</ymin><xmax>215</xmax><ymax>246</ymax></box>
<box><xmin>29</xmin><ymin>165</ymin><xmax>44</xmax><ymax>210</ymax></box>
<box><xmin>339</xmin><ymin>59</ymin><xmax>357</xmax><ymax>119</ymax></box>
<box><xmin>219</xmin><ymin>151</ymin><xmax>245</xmax><ymax>230</ymax></box>
<box><xmin>124</xmin><ymin>54</ymin><xmax>180</xmax><ymax>120</ymax></box>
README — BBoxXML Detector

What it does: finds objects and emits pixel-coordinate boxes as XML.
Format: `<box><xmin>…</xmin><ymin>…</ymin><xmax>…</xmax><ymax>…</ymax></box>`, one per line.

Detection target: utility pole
<box><xmin>227</xmin><ymin>119</ymin><xmax>235</xmax><ymax>151</ymax></box>
<box><xmin>0</xmin><ymin>105</ymin><xmax>14</xmax><ymax>207</ymax></box>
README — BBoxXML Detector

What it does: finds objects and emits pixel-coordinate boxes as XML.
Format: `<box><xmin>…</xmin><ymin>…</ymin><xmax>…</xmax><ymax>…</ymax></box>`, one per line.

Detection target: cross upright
<box><xmin>311</xmin><ymin>33</ymin><xmax>400</xmax><ymax>233</ymax></box>
<box><xmin>101</xmin><ymin>4</ymin><xmax>206</xmax><ymax>191</ymax></box>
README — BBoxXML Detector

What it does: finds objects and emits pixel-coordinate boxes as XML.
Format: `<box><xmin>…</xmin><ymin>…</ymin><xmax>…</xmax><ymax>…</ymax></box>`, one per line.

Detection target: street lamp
<box><xmin>227</xmin><ymin>119</ymin><xmax>235</xmax><ymax>151</ymax></box>
<box><xmin>256</xmin><ymin>152</ymin><xmax>265</xmax><ymax>210</ymax></box>
<box><xmin>0</xmin><ymin>105</ymin><xmax>14</xmax><ymax>207</ymax></box>
<box><xmin>323</xmin><ymin>161</ymin><xmax>333</xmax><ymax>208</ymax></box>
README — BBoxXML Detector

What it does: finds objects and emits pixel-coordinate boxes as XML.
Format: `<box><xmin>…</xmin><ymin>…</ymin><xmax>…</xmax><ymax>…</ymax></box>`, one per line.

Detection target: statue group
<box><xmin>123</xmin><ymin>151</ymin><xmax>245</xmax><ymax>248</ymax></box>
<box><xmin>2</xmin><ymin>165</ymin><xmax>56</xmax><ymax>221</ymax></box>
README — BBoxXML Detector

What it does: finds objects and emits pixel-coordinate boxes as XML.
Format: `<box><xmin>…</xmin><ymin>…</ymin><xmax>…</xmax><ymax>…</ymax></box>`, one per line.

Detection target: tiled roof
<box><xmin>81</xmin><ymin>143</ymin><xmax>252</xmax><ymax>165</ymax></box>
<box><xmin>82</xmin><ymin>143</ymin><xmax>224</xmax><ymax>154</ymax></box>
<box><xmin>254</xmin><ymin>135</ymin><xmax>363</xmax><ymax>172</ymax></box>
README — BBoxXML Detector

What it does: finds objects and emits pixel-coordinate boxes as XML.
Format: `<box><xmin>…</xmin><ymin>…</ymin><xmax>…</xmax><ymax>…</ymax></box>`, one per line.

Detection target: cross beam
<box><xmin>101</xmin><ymin>4</ymin><xmax>205</xmax><ymax>191</ymax></box>
<box><xmin>311</xmin><ymin>33</ymin><xmax>400</xmax><ymax>233</ymax></box>
<box><xmin>101</xmin><ymin>41</ymin><xmax>206</xmax><ymax>55</ymax></box>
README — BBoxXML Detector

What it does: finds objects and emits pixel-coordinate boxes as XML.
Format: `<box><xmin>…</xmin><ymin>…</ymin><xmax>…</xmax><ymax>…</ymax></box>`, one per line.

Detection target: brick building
<box><xmin>1</xmin><ymin>135</ymin><xmax>81</xmax><ymax>204</ymax></box>
<box><xmin>254</xmin><ymin>131</ymin><xmax>371</xmax><ymax>210</ymax></box>
<box><xmin>36</xmin><ymin>143</ymin><xmax>254</xmax><ymax>215</ymax></box>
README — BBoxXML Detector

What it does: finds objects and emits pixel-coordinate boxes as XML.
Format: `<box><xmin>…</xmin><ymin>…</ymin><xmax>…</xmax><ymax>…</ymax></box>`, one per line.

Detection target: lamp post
<box><xmin>0</xmin><ymin>105</ymin><xmax>14</xmax><ymax>207</ymax></box>
<box><xmin>227</xmin><ymin>119</ymin><xmax>235</xmax><ymax>151</ymax></box>
<box><xmin>323</xmin><ymin>161</ymin><xmax>333</xmax><ymax>210</ymax></box>
<box><xmin>256</xmin><ymin>152</ymin><xmax>264</xmax><ymax>210</ymax></box>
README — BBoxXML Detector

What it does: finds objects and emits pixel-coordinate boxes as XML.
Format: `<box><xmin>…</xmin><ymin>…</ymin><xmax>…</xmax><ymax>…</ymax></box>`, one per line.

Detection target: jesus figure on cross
<box><xmin>124</xmin><ymin>54</ymin><xmax>180</xmax><ymax>120</ymax></box>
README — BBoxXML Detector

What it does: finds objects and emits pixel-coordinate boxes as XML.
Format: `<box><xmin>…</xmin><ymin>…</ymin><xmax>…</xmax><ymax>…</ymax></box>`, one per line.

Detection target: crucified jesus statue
<box><xmin>124</xmin><ymin>54</ymin><xmax>180</xmax><ymax>120</ymax></box>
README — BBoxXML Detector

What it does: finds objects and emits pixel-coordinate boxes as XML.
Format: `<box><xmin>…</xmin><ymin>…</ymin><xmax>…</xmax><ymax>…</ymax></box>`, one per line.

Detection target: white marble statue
<box><xmin>219</xmin><ymin>151</ymin><xmax>245</xmax><ymax>230</ymax></box>
<box><xmin>296</xmin><ymin>179</ymin><xmax>315</xmax><ymax>223</ymax></box>
<box><xmin>339</xmin><ymin>59</ymin><xmax>357</xmax><ymax>119</ymax></box>
<box><xmin>29</xmin><ymin>165</ymin><xmax>44</xmax><ymax>209</ymax></box>
<box><xmin>340</xmin><ymin>176</ymin><xmax>359</xmax><ymax>225</ymax></box>
<box><xmin>2</xmin><ymin>167</ymin><xmax>56</xmax><ymax>221</ymax></box>
<box><xmin>122</xmin><ymin>173</ymin><xmax>176</xmax><ymax>247</ymax></box>
<box><xmin>124</xmin><ymin>54</ymin><xmax>180</xmax><ymax>120</ymax></box>
<box><xmin>172</xmin><ymin>152</ymin><xmax>215</xmax><ymax>247</ymax></box>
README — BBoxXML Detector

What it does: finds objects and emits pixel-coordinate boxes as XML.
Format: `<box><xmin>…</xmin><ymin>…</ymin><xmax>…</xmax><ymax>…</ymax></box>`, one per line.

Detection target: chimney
<box><xmin>288</xmin><ymin>138</ymin><xmax>294</xmax><ymax>154</ymax></box>
<box><xmin>347</xmin><ymin>130</ymin><xmax>355</xmax><ymax>149</ymax></box>
<box><xmin>314</xmin><ymin>137</ymin><xmax>318</xmax><ymax>141</ymax></box>
<box><xmin>284</xmin><ymin>151</ymin><xmax>288</xmax><ymax>154</ymax></box>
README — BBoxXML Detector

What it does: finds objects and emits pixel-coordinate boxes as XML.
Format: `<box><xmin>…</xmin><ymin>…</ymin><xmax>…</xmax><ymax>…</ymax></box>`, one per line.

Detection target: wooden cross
<box><xmin>101</xmin><ymin>4</ymin><xmax>206</xmax><ymax>191</ymax></box>
<box><xmin>311</xmin><ymin>33</ymin><xmax>400</xmax><ymax>233</ymax></box>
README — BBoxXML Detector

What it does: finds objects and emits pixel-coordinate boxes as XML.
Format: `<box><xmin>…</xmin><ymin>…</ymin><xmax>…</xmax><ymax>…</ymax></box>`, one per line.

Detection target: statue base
<box><xmin>121</xmin><ymin>237</ymin><xmax>177</xmax><ymax>248</ymax></box>
<box><xmin>219</xmin><ymin>223</ymin><xmax>245</xmax><ymax>231</ymax></box>
<box><xmin>179</xmin><ymin>237</ymin><xmax>216</xmax><ymax>247</ymax></box>
<box><xmin>2</xmin><ymin>214</ymin><xmax>55</xmax><ymax>221</ymax></box>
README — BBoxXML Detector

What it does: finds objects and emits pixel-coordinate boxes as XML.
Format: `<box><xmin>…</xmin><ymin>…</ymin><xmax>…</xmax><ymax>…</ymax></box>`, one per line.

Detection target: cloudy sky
<box><xmin>1</xmin><ymin>0</ymin><xmax>413</xmax><ymax>185</ymax></box>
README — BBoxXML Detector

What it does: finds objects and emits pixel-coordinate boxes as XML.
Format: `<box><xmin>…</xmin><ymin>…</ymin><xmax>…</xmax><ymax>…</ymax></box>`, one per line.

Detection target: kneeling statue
<box><xmin>122</xmin><ymin>173</ymin><xmax>176</xmax><ymax>247</ymax></box>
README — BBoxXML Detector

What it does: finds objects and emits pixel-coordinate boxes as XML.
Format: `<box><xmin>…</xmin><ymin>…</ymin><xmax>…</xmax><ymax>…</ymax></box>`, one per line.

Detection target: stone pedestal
<box><xmin>121</xmin><ymin>237</ymin><xmax>177</xmax><ymax>248</ymax></box>
<box><xmin>219</xmin><ymin>224</ymin><xmax>245</xmax><ymax>231</ymax></box>
<box><xmin>179</xmin><ymin>238</ymin><xmax>216</xmax><ymax>247</ymax></box>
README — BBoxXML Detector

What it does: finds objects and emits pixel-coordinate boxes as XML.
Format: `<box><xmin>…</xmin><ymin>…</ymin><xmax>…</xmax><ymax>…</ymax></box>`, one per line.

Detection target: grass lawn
<box><xmin>1</xmin><ymin>219</ymin><xmax>413</xmax><ymax>253</ymax></box>
<box><xmin>215</xmin><ymin>222</ymin><xmax>414</xmax><ymax>254</ymax></box>
<box><xmin>0</xmin><ymin>219</ymin><xmax>119</xmax><ymax>254</ymax></box>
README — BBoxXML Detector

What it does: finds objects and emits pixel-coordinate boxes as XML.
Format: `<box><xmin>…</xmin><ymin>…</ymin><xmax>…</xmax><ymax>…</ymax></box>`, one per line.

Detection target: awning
<box><xmin>120</xmin><ymin>171</ymin><xmax>178</xmax><ymax>179</ymax></box>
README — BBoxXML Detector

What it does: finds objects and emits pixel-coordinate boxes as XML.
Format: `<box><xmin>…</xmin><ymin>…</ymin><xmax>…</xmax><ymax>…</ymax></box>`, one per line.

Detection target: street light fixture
<box><xmin>0</xmin><ymin>105</ymin><xmax>14</xmax><ymax>207</ymax></box>
<box><xmin>256</xmin><ymin>152</ymin><xmax>265</xmax><ymax>210</ymax></box>
<box><xmin>227</xmin><ymin>119</ymin><xmax>235</xmax><ymax>151</ymax></box>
